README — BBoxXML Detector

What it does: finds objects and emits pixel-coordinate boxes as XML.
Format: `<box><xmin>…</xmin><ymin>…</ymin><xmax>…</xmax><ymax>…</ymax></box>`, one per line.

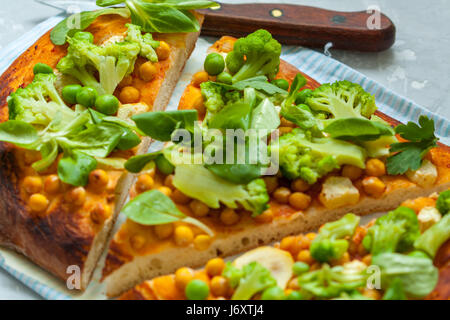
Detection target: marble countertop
<box><xmin>0</xmin><ymin>0</ymin><xmax>449</xmax><ymax>299</ymax></box>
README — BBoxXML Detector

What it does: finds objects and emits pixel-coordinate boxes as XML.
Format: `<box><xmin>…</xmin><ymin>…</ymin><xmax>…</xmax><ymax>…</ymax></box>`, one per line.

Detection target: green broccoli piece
<box><xmin>222</xmin><ymin>262</ymin><xmax>244</xmax><ymax>288</ymax></box>
<box><xmin>305</xmin><ymin>80</ymin><xmax>377</xmax><ymax>127</ymax></box>
<box><xmin>125</xmin><ymin>24</ymin><xmax>160</xmax><ymax>62</ymax></box>
<box><xmin>225</xmin><ymin>29</ymin><xmax>281</xmax><ymax>83</ymax></box>
<box><xmin>298</xmin><ymin>263</ymin><xmax>368</xmax><ymax>299</ymax></box>
<box><xmin>7</xmin><ymin>73</ymin><xmax>76</xmax><ymax>128</ymax></box>
<box><xmin>243</xmin><ymin>179</ymin><xmax>270</xmax><ymax>216</ymax></box>
<box><xmin>436</xmin><ymin>189</ymin><xmax>450</xmax><ymax>215</ymax></box>
<box><xmin>310</xmin><ymin>214</ymin><xmax>360</xmax><ymax>262</ymax></box>
<box><xmin>57</xmin><ymin>32</ymin><xmax>140</xmax><ymax>95</ymax></box>
<box><xmin>230</xmin><ymin>262</ymin><xmax>277</xmax><ymax>300</ymax></box>
<box><xmin>414</xmin><ymin>213</ymin><xmax>450</xmax><ymax>258</ymax></box>
<box><xmin>271</xmin><ymin>128</ymin><xmax>366</xmax><ymax>184</ymax></box>
<box><xmin>363</xmin><ymin>206</ymin><xmax>421</xmax><ymax>255</ymax></box>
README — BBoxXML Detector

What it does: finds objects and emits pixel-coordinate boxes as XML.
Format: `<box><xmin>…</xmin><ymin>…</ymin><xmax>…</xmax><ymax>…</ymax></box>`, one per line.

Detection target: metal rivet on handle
<box><xmin>271</xmin><ymin>9</ymin><xmax>283</xmax><ymax>18</ymax></box>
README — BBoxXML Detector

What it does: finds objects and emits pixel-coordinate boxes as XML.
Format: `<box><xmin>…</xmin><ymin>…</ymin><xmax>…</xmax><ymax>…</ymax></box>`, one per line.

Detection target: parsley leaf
<box><xmin>386</xmin><ymin>116</ymin><xmax>438</xmax><ymax>175</ymax></box>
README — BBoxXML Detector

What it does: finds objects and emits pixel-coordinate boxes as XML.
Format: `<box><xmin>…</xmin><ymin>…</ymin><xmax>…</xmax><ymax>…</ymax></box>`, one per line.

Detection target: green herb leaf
<box><xmin>124</xmin><ymin>151</ymin><xmax>162</xmax><ymax>173</ymax></box>
<box><xmin>96</xmin><ymin>0</ymin><xmax>125</xmax><ymax>6</ymax></box>
<box><xmin>58</xmin><ymin>151</ymin><xmax>98</xmax><ymax>186</ymax></box>
<box><xmin>233</xmin><ymin>76</ymin><xmax>287</xmax><ymax>95</ymax></box>
<box><xmin>32</xmin><ymin>140</ymin><xmax>59</xmax><ymax>172</ymax></box>
<box><xmin>0</xmin><ymin>120</ymin><xmax>39</xmax><ymax>146</ymax></box>
<box><xmin>324</xmin><ymin>118</ymin><xmax>395</xmax><ymax>142</ymax></box>
<box><xmin>209</xmin><ymin>102</ymin><xmax>252</xmax><ymax>131</ymax></box>
<box><xmin>284</xmin><ymin>73</ymin><xmax>307</xmax><ymax>108</ymax></box>
<box><xmin>250</xmin><ymin>98</ymin><xmax>280</xmax><ymax>131</ymax></box>
<box><xmin>132</xmin><ymin>110</ymin><xmax>198</xmax><ymax>141</ymax></box>
<box><xmin>122</xmin><ymin>190</ymin><xmax>213</xmax><ymax>235</ymax></box>
<box><xmin>50</xmin><ymin>8</ymin><xmax>130</xmax><ymax>45</ymax></box>
<box><xmin>386</xmin><ymin>116</ymin><xmax>438</xmax><ymax>175</ymax></box>
<box><xmin>281</xmin><ymin>104</ymin><xmax>317</xmax><ymax>131</ymax></box>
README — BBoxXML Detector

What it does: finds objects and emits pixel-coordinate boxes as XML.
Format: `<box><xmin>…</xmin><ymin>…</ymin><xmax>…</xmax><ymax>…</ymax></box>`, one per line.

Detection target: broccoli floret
<box><xmin>125</xmin><ymin>24</ymin><xmax>160</xmax><ymax>62</ymax></box>
<box><xmin>310</xmin><ymin>214</ymin><xmax>360</xmax><ymax>262</ymax></box>
<box><xmin>414</xmin><ymin>213</ymin><xmax>450</xmax><ymax>258</ymax></box>
<box><xmin>57</xmin><ymin>32</ymin><xmax>140</xmax><ymax>95</ymax></box>
<box><xmin>305</xmin><ymin>80</ymin><xmax>377</xmax><ymax>127</ymax></box>
<box><xmin>229</xmin><ymin>262</ymin><xmax>277</xmax><ymax>300</ymax></box>
<box><xmin>363</xmin><ymin>206</ymin><xmax>421</xmax><ymax>255</ymax></box>
<box><xmin>271</xmin><ymin>128</ymin><xmax>366</xmax><ymax>184</ymax></box>
<box><xmin>436</xmin><ymin>189</ymin><xmax>450</xmax><ymax>215</ymax></box>
<box><xmin>243</xmin><ymin>179</ymin><xmax>270</xmax><ymax>216</ymax></box>
<box><xmin>225</xmin><ymin>29</ymin><xmax>281</xmax><ymax>83</ymax></box>
<box><xmin>200</xmin><ymin>81</ymin><xmax>226</xmax><ymax>117</ymax></box>
<box><xmin>222</xmin><ymin>262</ymin><xmax>244</xmax><ymax>289</ymax></box>
<box><xmin>298</xmin><ymin>263</ymin><xmax>368</xmax><ymax>299</ymax></box>
<box><xmin>7</xmin><ymin>73</ymin><xmax>76</xmax><ymax>128</ymax></box>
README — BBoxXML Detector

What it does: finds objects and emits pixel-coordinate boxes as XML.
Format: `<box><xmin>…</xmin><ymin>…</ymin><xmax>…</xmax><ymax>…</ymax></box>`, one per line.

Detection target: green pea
<box><xmin>185</xmin><ymin>279</ymin><xmax>209</xmax><ymax>300</ymax></box>
<box><xmin>116</xmin><ymin>128</ymin><xmax>141</xmax><ymax>150</ymax></box>
<box><xmin>272</xmin><ymin>79</ymin><xmax>289</xmax><ymax>91</ymax></box>
<box><xmin>74</xmin><ymin>31</ymin><xmax>94</xmax><ymax>43</ymax></box>
<box><xmin>286</xmin><ymin>291</ymin><xmax>304</xmax><ymax>300</ymax></box>
<box><xmin>76</xmin><ymin>87</ymin><xmax>98</xmax><ymax>107</ymax></box>
<box><xmin>408</xmin><ymin>250</ymin><xmax>430</xmax><ymax>259</ymax></box>
<box><xmin>216</xmin><ymin>71</ymin><xmax>233</xmax><ymax>85</ymax></box>
<box><xmin>155</xmin><ymin>155</ymin><xmax>174</xmax><ymax>175</ymax></box>
<box><xmin>62</xmin><ymin>84</ymin><xmax>82</xmax><ymax>105</ymax></box>
<box><xmin>295</xmin><ymin>89</ymin><xmax>313</xmax><ymax>105</ymax></box>
<box><xmin>292</xmin><ymin>262</ymin><xmax>310</xmax><ymax>275</ymax></box>
<box><xmin>204</xmin><ymin>53</ymin><xmax>225</xmax><ymax>76</ymax></box>
<box><xmin>33</xmin><ymin>63</ymin><xmax>54</xmax><ymax>75</ymax></box>
<box><xmin>95</xmin><ymin>94</ymin><xmax>120</xmax><ymax>115</ymax></box>
<box><xmin>261</xmin><ymin>286</ymin><xmax>285</xmax><ymax>300</ymax></box>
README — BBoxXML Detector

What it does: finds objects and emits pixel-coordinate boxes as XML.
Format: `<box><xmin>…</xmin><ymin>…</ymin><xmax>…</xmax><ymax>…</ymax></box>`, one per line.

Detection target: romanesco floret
<box><xmin>242</xmin><ymin>178</ymin><xmax>270</xmax><ymax>216</ymax></box>
<box><xmin>363</xmin><ymin>206</ymin><xmax>421</xmax><ymax>255</ymax></box>
<box><xmin>7</xmin><ymin>73</ymin><xmax>76</xmax><ymax>128</ymax></box>
<box><xmin>225</xmin><ymin>29</ymin><xmax>281</xmax><ymax>83</ymax></box>
<box><xmin>271</xmin><ymin>128</ymin><xmax>366</xmax><ymax>184</ymax></box>
<box><xmin>305</xmin><ymin>80</ymin><xmax>377</xmax><ymax>126</ymax></box>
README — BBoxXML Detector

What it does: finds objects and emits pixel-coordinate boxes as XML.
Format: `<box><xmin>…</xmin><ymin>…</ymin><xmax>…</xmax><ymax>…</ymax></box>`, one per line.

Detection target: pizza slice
<box><xmin>102</xmin><ymin>30</ymin><xmax>450</xmax><ymax>297</ymax></box>
<box><xmin>119</xmin><ymin>190</ymin><xmax>450</xmax><ymax>300</ymax></box>
<box><xmin>0</xmin><ymin>7</ymin><xmax>206</xmax><ymax>290</ymax></box>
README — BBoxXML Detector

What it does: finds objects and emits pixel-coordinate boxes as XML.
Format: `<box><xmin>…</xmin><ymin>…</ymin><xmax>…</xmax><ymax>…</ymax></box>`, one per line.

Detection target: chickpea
<box><xmin>24</xmin><ymin>176</ymin><xmax>43</xmax><ymax>194</ymax></box>
<box><xmin>263</xmin><ymin>176</ymin><xmax>278</xmax><ymax>194</ymax></box>
<box><xmin>175</xmin><ymin>267</ymin><xmax>195</xmax><ymax>290</ymax></box>
<box><xmin>192</xmin><ymin>71</ymin><xmax>209</xmax><ymax>87</ymax></box>
<box><xmin>119</xmin><ymin>86</ymin><xmax>140</xmax><ymax>104</ymax></box>
<box><xmin>90</xmin><ymin>203</ymin><xmax>111</xmax><ymax>224</ymax></box>
<box><xmin>156</xmin><ymin>41</ymin><xmax>171</xmax><ymax>60</ymax></box>
<box><xmin>287</xmin><ymin>278</ymin><xmax>300</xmax><ymax>290</ymax></box>
<box><xmin>290</xmin><ymin>235</ymin><xmax>311</xmax><ymax>254</ymax></box>
<box><xmin>280</xmin><ymin>236</ymin><xmax>295</xmax><ymax>252</ymax></box>
<box><xmin>365</xmin><ymin>158</ymin><xmax>386</xmax><ymax>177</ymax></box>
<box><xmin>174</xmin><ymin>225</ymin><xmax>194</xmax><ymax>246</ymax></box>
<box><xmin>136</xmin><ymin>174</ymin><xmax>154</xmax><ymax>193</ymax></box>
<box><xmin>153</xmin><ymin>223</ymin><xmax>174</xmax><ymax>240</ymax></box>
<box><xmin>273</xmin><ymin>187</ymin><xmax>291</xmax><ymax>204</ymax></box>
<box><xmin>189</xmin><ymin>200</ymin><xmax>210</xmax><ymax>217</ymax></box>
<box><xmin>331</xmin><ymin>251</ymin><xmax>350</xmax><ymax>266</ymax></box>
<box><xmin>341</xmin><ymin>165</ymin><xmax>363</xmax><ymax>181</ymax></box>
<box><xmin>220</xmin><ymin>208</ymin><xmax>240</xmax><ymax>226</ymax></box>
<box><xmin>206</xmin><ymin>258</ymin><xmax>225</xmax><ymax>277</ymax></box>
<box><xmin>305</xmin><ymin>232</ymin><xmax>317</xmax><ymax>241</ymax></box>
<box><xmin>44</xmin><ymin>175</ymin><xmax>61</xmax><ymax>194</ymax></box>
<box><xmin>362</xmin><ymin>288</ymin><xmax>382</xmax><ymax>300</ymax></box>
<box><xmin>280</xmin><ymin>117</ymin><xmax>296</xmax><ymax>128</ymax></box>
<box><xmin>29</xmin><ymin>193</ymin><xmax>49</xmax><ymax>212</ymax></box>
<box><xmin>254</xmin><ymin>209</ymin><xmax>273</xmax><ymax>223</ymax></box>
<box><xmin>164</xmin><ymin>174</ymin><xmax>174</xmax><ymax>189</ymax></box>
<box><xmin>130</xmin><ymin>234</ymin><xmax>146</xmax><ymax>251</ymax></box>
<box><xmin>192</xmin><ymin>95</ymin><xmax>206</xmax><ymax>116</ymax></box>
<box><xmin>362</xmin><ymin>254</ymin><xmax>372</xmax><ymax>266</ymax></box>
<box><xmin>210</xmin><ymin>276</ymin><xmax>228</xmax><ymax>297</ymax></box>
<box><xmin>362</xmin><ymin>177</ymin><xmax>386</xmax><ymax>198</ymax></box>
<box><xmin>118</xmin><ymin>75</ymin><xmax>133</xmax><ymax>89</ymax></box>
<box><xmin>171</xmin><ymin>189</ymin><xmax>191</xmax><ymax>204</ymax></box>
<box><xmin>194</xmin><ymin>234</ymin><xmax>212</xmax><ymax>251</ymax></box>
<box><xmin>291</xmin><ymin>179</ymin><xmax>310</xmax><ymax>192</ymax></box>
<box><xmin>401</xmin><ymin>197</ymin><xmax>435</xmax><ymax>214</ymax></box>
<box><xmin>65</xmin><ymin>187</ymin><xmax>86</xmax><ymax>206</ymax></box>
<box><xmin>89</xmin><ymin>169</ymin><xmax>109</xmax><ymax>191</ymax></box>
<box><xmin>288</xmin><ymin>192</ymin><xmax>311</xmax><ymax>210</ymax></box>
<box><xmin>158</xmin><ymin>186</ymin><xmax>172</xmax><ymax>197</ymax></box>
<box><xmin>296</xmin><ymin>250</ymin><xmax>315</xmax><ymax>265</ymax></box>
<box><xmin>139</xmin><ymin>62</ymin><xmax>158</xmax><ymax>82</ymax></box>
<box><xmin>279</xmin><ymin>127</ymin><xmax>293</xmax><ymax>135</ymax></box>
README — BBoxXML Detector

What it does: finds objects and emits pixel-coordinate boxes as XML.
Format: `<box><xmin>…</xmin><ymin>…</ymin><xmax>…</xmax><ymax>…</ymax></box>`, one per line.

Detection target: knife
<box><xmin>35</xmin><ymin>0</ymin><xmax>395</xmax><ymax>52</ymax></box>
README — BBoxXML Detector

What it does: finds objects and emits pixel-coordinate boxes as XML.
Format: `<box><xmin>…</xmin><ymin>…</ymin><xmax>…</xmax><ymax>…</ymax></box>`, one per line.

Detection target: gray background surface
<box><xmin>0</xmin><ymin>0</ymin><xmax>449</xmax><ymax>299</ymax></box>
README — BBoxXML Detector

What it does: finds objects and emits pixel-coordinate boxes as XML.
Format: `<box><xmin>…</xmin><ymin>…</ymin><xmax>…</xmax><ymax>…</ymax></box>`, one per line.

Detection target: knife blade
<box><xmin>35</xmin><ymin>0</ymin><xmax>99</xmax><ymax>12</ymax></box>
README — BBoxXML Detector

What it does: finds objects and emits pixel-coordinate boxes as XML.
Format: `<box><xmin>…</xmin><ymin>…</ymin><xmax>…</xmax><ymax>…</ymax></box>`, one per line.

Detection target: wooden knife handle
<box><xmin>198</xmin><ymin>3</ymin><xmax>396</xmax><ymax>52</ymax></box>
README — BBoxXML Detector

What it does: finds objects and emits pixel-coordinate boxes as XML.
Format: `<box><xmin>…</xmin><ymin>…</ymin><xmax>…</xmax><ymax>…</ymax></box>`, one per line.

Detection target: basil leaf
<box><xmin>58</xmin><ymin>151</ymin><xmax>98</xmax><ymax>186</ymax></box>
<box><xmin>209</xmin><ymin>102</ymin><xmax>252</xmax><ymax>131</ymax></box>
<box><xmin>32</xmin><ymin>140</ymin><xmax>59</xmax><ymax>172</ymax></box>
<box><xmin>0</xmin><ymin>120</ymin><xmax>38</xmax><ymax>146</ymax></box>
<box><xmin>281</xmin><ymin>103</ymin><xmax>318</xmax><ymax>131</ymax></box>
<box><xmin>324</xmin><ymin>118</ymin><xmax>395</xmax><ymax>142</ymax></box>
<box><xmin>124</xmin><ymin>151</ymin><xmax>162</xmax><ymax>173</ymax></box>
<box><xmin>122</xmin><ymin>189</ymin><xmax>214</xmax><ymax>235</ymax></box>
<box><xmin>233</xmin><ymin>76</ymin><xmax>287</xmax><ymax>95</ymax></box>
<box><xmin>96</xmin><ymin>157</ymin><xmax>127</xmax><ymax>170</ymax></box>
<box><xmin>116</xmin><ymin>126</ymin><xmax>141</xmax><ymax>150</ymax></box>
<box><xmin>250</xmin><ymin>98</ymin><xmax>280</xmax><ymax>131</ymax></box>
<box><xmin>96</xmin><ymin>0</ymin><xmax>125</xmax><ymax>6</ymax></box>
<box><xmin>50</xmin><ymin>8</ymin><xmax>130</xmax><ymax>45</ymax></box>
<box><xmin>132</xmin><ymin>110</ymin><xmax>198</xmax><ymax>141</ymax></box>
